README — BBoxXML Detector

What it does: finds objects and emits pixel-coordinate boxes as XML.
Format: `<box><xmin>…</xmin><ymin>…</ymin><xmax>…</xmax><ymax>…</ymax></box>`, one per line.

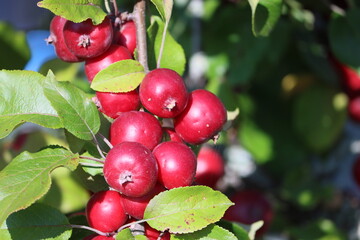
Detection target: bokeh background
<box><xmin>2</xmin><ymin>0</ymin><xmax>360</xmax><ymax>239</ymax></box>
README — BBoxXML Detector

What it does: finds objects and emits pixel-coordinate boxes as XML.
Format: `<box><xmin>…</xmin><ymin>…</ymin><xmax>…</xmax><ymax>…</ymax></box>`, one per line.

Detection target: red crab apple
<box><xmin>195</xmin><ymin>145</ymin><xmax>225</xmax><ymax>188</ymax></box>
<box><xmin>85</xmin><ymin>44</ymin><xmax>132</xmax><ymax>82</ymax></box>
<box><xmin>224</xmin><ymin>190</ymin><xmax>273</xmax><ymax>236</ymax></box>
<box><xmin>95</xmin><ymin>90</ymin><xmax>140</xmax><ymax>119</ymax></box>
<box><xmin>110</xmin><ymin>111</ymin><xmax>163</xmax><ymax>150</ymax></box>
<box><xmin>114</xmin><ymin>20</ymin><xmax>137</xmax><ymax>55</ymax></box>
<box><xmin>85</xmin><ymin>190</ymin><xmax>127</xmax><ymax>233</ymax></box>
<box><xmin>121</xmin><ymin>184</ymin><xmax>165</xmax><ymax>219</ymax></box>
<box><xmin>153</xmin><ymin>141</ymin><xmax>197</xmax><ymax>189</ymax></box>
<box><xmin>63</xmin><ymin>16</ymin><xmax>113</xmax><ymax>59</ymax></box>
<box><xmin>47</xmin><ymin>16</ymin><xmax>83</xmax><ymax>62</ymax></box>
<box><xmin>139</xmin><ymin>68</ymin><xmax>189</xmax><ymax>118</ymax></box>
<box><xmin>174</xmin><ymin>89</ymin><xmax>227</xmax><ymax>145</ymax></box>
<box><xmin>103</xmin><ymin>141</ymin><xmax>158</xmax><ymax>197</ymax></box>
<box><xmin>348</xmin><ymin>96</ymin><xmax>360</xmax><ymax>123</ymax></box>
<box><xmin>144</xmin><ymin>223</ymin><xmax>171</xmax><ymax>240</ymax></box>
<box><xmin>331</xmin><ymin>56</ymin><xmax>360</xmax><ymax>97</ymax></box>
<box><xmin>83</xmin><ymin>234</ymin><xmax>114</xmax><ymax>240</ymax></box>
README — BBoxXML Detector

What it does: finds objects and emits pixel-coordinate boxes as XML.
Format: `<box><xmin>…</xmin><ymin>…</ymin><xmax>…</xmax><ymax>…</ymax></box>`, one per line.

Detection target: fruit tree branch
<box><xmin>133</xmin><ymin>0</ymin><xmax>149</xmax><ymax>72</ymax></box>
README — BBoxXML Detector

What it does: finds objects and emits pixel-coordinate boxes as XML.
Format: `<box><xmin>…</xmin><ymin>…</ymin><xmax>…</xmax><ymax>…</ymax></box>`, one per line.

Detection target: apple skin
<box><xmin>174</xmin><ymin>89</ymin><xmax>227</xmax><ymax>145</ymax></box>
<box><xmin>84</xmin><ymin>44</ymin><xmax>132</xmax><ymax>82</ymax></box>
<box><xmin>195</xmin><ymin>145</ymin><xmax>225</xmax><ymax>189</ymax></box>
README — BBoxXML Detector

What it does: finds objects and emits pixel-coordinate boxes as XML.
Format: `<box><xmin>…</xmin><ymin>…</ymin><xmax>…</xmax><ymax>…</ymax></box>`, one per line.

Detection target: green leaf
<box><xmin>144</xmin><ymin>186</ymin><xmax>233</xmax><ymax>234</ymax></box>
<box><xmin>249</xmin><ymin>0</ymin><xmax>283</xmax><ymax>37</ymax></box>
<box><xmin>150</xmin><ymin>0</ymin><xmax>174</xmax><ymax>21</ymax></box>
<box><xmin>329</xmin><ymin>9</ymin><xmax>360</xmax><ymax>69</ymax></box>
<box><xmin>147</xmin><ymin>16</ymin><xmax>186</xmax><ymax>75</ymax></box>
<box><xmin>44</xmin><ymin>71</ymin><xmax>100</xmax><ymax>140</ymax></box>
<box><xmin>171</xmin><ymin>224</ymin><xmax>238</xmax><ymax>240</ymax></box>
<box><xmin>0</xmin><ymin>203</ymin><xmax>72</xmax><ymax>240</ymax></box>
<box><xmin>0</xmin><ymin>70</ymin><xmax>63</xmax><ymax>139</ymax></box>
<box><xmin>238</xmin><ymin>119</ymin><xmax>273</xmax><ymax>164</ymax></box>
<box><xmin>0</xmin><ymin>148</ymin><xmax>79</xmax><ymax>226</ymax></box>
<box><xmin>115</xmin><ymin>228</ymin><xmax>135</xmax><ymax>240</ymax></box>
<box><xmin>80</xmin><ymin>152</ymin><xmax>103</xmax><ymax>176</ymax></box>
<box><xmin>90</xmin><ymin>59</ymin><xmax>146</xmax><ymax>93</ymax></box>
<box><xmin>37</xmin><ymin>0</ymin><xmax>106</xmax><ymax>25</ymax></box>
<box><xmin>217</xmin><ymin>220</ymin><xmax>250</xmax><ymax>240</ymax></box>
<box><xmin>292</xmin><ymin>85</ymin><xmax>348</xmax><ymax>153</ymax></box>
<box><xmin>0</xmin><ymin>22</ymin><xmax>30</xmax><ymax>70</ymax></box>
<box><xmin>39</xmin><ymin>167</ymin><xmax>90</xmax><ymax>213</ymax></box>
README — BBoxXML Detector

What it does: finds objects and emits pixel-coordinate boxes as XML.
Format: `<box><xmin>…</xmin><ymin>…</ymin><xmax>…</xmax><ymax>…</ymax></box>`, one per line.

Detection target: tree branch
<box><xmin>133</xmin><ymin>0</ymin><xmax>149</xmax><ymax>72</ymax></box>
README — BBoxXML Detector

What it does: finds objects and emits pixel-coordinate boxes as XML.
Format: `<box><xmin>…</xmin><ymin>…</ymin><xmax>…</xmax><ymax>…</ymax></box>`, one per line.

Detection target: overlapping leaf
<box><xmin>0</xmin><ymin>203</ymin><xmax>72</xmax><ymax>240</ymax></box>
<box><xmin>147</xmin><ymin>16</ymin><xmax>186</xmax><ymax>75</ymax></box>
<box><xmin>144</xmin><ymin>186</ymin><xmax>233</xmax><ymax>234</ymax></box>
<box><xmin>249</xmin><ymin>0</ymin><xmax>282</xmax><ymax>37</ymax></box>
<box><xmin>0</xmin><ymin>148</ymin><xmax>79</xmax><ymax>225</ymax></box>
<box><xmin>0</xmin><ymin>70</ymin><xmax>62</xmax><ymax>139</ymax></box>
<box><xmin>44</xmin><ymin>71</ymin><xmax>100</xmax><ymax>141</ymax></box>
<box><xmin>37</xmin><ymin>0</ymin><xmax>106</xmax><ymax>24</ymax></box>
<box><xmin>171</xmin><ymin>224</ymin><xmax>238</xmax><ymax>240</ymax></box>
<box><xmin>90</xmin><ymin>59</ymin><xmax>146</xmax><ymax>93</ymax></box>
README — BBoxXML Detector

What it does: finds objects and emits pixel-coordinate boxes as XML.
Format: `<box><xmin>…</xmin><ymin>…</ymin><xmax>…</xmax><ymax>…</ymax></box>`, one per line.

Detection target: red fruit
<box><xmin>83</xmin><ymin>234</ymin><xmax>114</xmax><ymax>240</ymax></box>
<box><xmin>174</xmin><ymin>89</ymin><xmax>227</xmax><ymax>145</ymax></box>
<box><xmin>63</xmin><ymin>17</ymin><xmax>113</xmax><ymax>59</ymax></box>
<box><xmin>224</xmin><ymin>190</ymin><xmax>273</xmax><ymax>236</ymax></box>
<box><xmin>348</xmin><ymin>96</ymin><xmax>360</xmax><ymax>122</ymax></box>
<box><xmin>121</xmin><ymin>184</ymin><xmax>165</xmax><ymax>219</ymax></box>
<box><xmin>139</xmin><ymin>68</ymin><xmax>189</xmax><ymax>118</ymax></box>
<box><xmin>352</xmin><ymin>156</ymin><xmax>360</xmax><ymax>187</ymax></box>
<box><xmin>85</xmin><ymin>44</ymin><xmax>132</xmax><ymax>82</ymax></box>
<box><xmin>47</xmin><ymin>16</ymin><xmax>83</xmax><ymax>62</ymax></box>
<box><xmin>144</xmin><ymin>223</ymin><xmax>171</xmax><ymax>240</ymax></box>
<box><xmin>115</xmin><ymin>21</ymin><xmax>137</xmax><ymax>55</ymax></box>
<box><xmin>153</xmin><ymin>141</ymin><xmax>197</xmax><ymax>189</ymax></box>
<box><xmin>95</xmin><ymin>90</ymin><xmax>140</xmax><ymax>119</ymax></box>
<box><xmin>85</xmin><ymin>190</ymin><xmax>127</xmax><ymax>233</ymax></box>
<box><xmin>103</xmin><ymin>142</ymin><xmax>158</xmax><ymax>197</ymax></box>
<box><xmin>195</xmin><ymin>145</ymin><xmax>225</xmax><ymax>188</ymax></box>
<box><xmin>332</xmin><ymin>57</ymin><xmax>360</xmax><ymax>97</ymax></box>
<box><xmin>110</xmin><ymin>111</ymin><xmax>163</xmax><ymax>150</ymax></box>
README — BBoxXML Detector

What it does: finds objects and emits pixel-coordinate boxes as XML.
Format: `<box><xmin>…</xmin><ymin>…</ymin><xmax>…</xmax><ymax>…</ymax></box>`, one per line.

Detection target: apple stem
<box><xmin>80</xmin><ymin>162</ymin><xmax>104</xmax><ymax>167</ymax></box>
<box><xmin>70</xmin><ymin>224</ymin><xmax>111</xmax><ymax>236</ymax></box>
<box><xmin>80</xmin><ymin>155</ymin><xmax>105</xmax><ymax>163</ymax></box>
<box><xmin>133</xmin><ymin>0</ymin><xmax>149</xmax><ymax>72</ymax></box>
<box><xmin>97</xmin><ymin>132</ymin><xmax>113</xmax><ymax>149</ymax></box>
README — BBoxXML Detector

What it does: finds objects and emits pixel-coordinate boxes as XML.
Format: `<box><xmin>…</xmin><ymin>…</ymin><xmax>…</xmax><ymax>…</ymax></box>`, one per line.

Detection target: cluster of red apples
<box><xmin>47</xmin><ymin>14</ymin><xmax>227</xmax><ymax>239</ymax></box>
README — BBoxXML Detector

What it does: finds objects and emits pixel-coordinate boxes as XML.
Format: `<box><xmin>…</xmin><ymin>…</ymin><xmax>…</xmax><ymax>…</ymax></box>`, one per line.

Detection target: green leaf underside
<box><xmin>147</xmin><ymin>16</ymin><xmax>186</xmax><ymax>75</ymax></box>
<box><xmin>144</xmin><ymin>186</ymin><xmax>233</xmax><ymax>234</ymax></box>
<box><xmin>115</xmin><ymin>228</ymin><xmax>134</xmax><ymax>240</ymax></box>
<box><xmin>37</xmin><ymin>0</ymin><xmax>106</xmax><ymax>25</ymax></box>
<box><xmin>80</xmin><ymin>152</ymin><xmax>103</xmax><ymax>176</ymax></box>
<box><xmin>249</xmin><ymin>0</ymin><xmax>282</xmax><ymax>37</ymax></box>
<box><xmin>0</xmin><ymin>148</ymin><xmax>79</xmax><ymax>226</ymax></box>
<box><xmin>0</xmin><ymin>70</ymin><xmax>62</xmax><ymax>139</ymax></box>
<box><xmin>171</xmin><ymin>224</ymin><xmax>238</xmax><ymax>240</ymax></box>
<box><xmin>91</xmin><ymin>59</ymin><xmax>146</xmax><ymax>93</ymax></box>
<box><xmin>150</xmin><ymin>0</ymin><xmax>174</xmax><ymax>22</ymax></box>
<box><xmin>0</xmin><ymin>203</ymin><xmax>71</xmax><ymax>240</ymax></box>
<box><xmin>44</xmin><ymin>72</ymin><xmax>100</xmax><ymax>141</ymax></box>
